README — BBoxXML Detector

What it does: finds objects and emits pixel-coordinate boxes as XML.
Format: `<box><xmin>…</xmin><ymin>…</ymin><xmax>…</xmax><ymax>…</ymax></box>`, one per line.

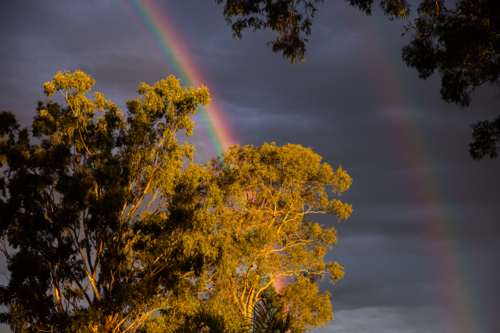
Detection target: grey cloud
<box><xmin>1</xmin><ymin>0</ymin><xmax>499</xmax><ymax>332</ymax></box>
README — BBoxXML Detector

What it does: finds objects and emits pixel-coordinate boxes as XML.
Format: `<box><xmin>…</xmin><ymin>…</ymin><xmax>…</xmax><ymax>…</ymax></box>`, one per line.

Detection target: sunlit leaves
<box><xmin>196</xmin><ymin>142</ymin><xmax>352</xmax><ymax>331</ymax></box>
<box><xmin>0</xmin><ymin>71</ymin><xmax>352</xmax><ymax>333</ymax></box>
<box><xmin>0</xmin><ymin>71</ymin><xmax>211</xmax><ymax>332</ymax></box>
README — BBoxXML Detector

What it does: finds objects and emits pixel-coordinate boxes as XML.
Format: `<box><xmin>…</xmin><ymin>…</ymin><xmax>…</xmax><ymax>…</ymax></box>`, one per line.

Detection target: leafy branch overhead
<box><xmin>402</xmin><ymin>0</ymin><xmax>500</xmax><ymax>160</ymax></box>
<box><xmin>214</xmin><ymin>0</ymin><xmax>410</xmax><ymax>65</ymax></box>
<box><xmin>214</xmin><ymin>0</ymin><xmax>500</xmax><ymax>160</ymax></box>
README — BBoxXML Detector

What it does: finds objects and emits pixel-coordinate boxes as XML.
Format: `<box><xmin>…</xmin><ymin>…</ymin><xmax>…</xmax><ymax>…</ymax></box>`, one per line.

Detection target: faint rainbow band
<box><xmin>367</xmin><ymin>18</ymin><xmax>479</xmax><ymax>333</ymax></box>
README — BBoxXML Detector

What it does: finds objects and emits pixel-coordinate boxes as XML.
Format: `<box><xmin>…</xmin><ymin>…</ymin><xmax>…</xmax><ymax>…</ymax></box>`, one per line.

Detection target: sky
<box><xmin>0</xmin><ymin>0</ymin><xmax>499</xmax><ymax>332</ymax></box>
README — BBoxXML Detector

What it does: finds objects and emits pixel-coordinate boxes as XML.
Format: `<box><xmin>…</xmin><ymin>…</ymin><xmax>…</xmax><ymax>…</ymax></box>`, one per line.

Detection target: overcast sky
<box><xmin>1</xmin><ymin>1</ymin><xmax>499</xmax><ymax>332</ymax></box>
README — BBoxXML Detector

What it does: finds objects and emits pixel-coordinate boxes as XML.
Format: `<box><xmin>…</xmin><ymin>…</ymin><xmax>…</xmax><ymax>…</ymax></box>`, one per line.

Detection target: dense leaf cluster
<box><xmin>402</xmin><ymin>0</ymin><xmax>500</xmax><ymax>107</ymax></box>
<box><xmin>402</xmin><ymin>0</ymin><xmax>500</xmax><ymax>160</ymax></box>
<box><xmin>469</xmin><ymin>115</ymin><xmax>500</xmax><ymax>160</ymax></box>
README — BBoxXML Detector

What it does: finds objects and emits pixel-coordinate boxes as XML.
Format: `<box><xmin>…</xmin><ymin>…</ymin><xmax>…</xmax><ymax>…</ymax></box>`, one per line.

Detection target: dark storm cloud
<box><xmin>0</xmin><ymin>0</ymin><xmax>499</xmax><ymax>332</ymax></box>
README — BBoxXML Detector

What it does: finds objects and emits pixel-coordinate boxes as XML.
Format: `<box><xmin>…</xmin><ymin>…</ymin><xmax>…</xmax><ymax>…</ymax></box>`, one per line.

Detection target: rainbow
<box><xmin>117</xmin><ymin>0</ymin><xmax>236</xmax><ymax>159</ymax></box>
<box><xmin>117</xmin><ymin>0</ymin><xmax>287</xmax><ymax>294</ymax></box>
<box><xmin>367</xmin><ymin>21</ymin><xmax>479</xmax><ymax>333</ymax></box>
<box><xmin>116</xmin><ymin>1</ymin><xmax>478</xmax><ymax>331</ymax></box>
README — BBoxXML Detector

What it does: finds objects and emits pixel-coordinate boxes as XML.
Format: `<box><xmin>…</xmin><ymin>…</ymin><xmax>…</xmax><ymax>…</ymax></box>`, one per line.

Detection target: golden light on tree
<box><xmin>0</xmin><ymin>71</ymin><xmax>351</xmax><ymax>333</ymax></box>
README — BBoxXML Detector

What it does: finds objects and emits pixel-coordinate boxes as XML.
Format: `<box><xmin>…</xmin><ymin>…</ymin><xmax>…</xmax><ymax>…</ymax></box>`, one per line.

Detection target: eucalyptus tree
<box><xmin>0</xmin><ymin>71</ymin><xmax>210</xmax><ymax>333</ymax></box>
<box><xmin>194</xmin><ymin>143</ymin><xmax>353</xmax><ymax>332</ymax></box>
<box><xmin>0</xmin><ymin>71</ymin><xmax>353</xmax><ymax>333</ymax></box>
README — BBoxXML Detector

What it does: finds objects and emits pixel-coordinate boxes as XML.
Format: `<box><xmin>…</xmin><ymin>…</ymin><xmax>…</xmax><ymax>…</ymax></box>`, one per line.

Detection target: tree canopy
<box><xmin>402</xmin><ymin>0</ymin><xmax>500</xmax><ymax>160</ymax></box>
<box><xmin>0</xmin><ymin>71</ymin><xmax>352</xmax><ymax>333</ymax></box>
<box><xmin>199</xmin><ymin>143</ymin><xmax>352</xmax><ymax>331</ymax></box>
<box><xmin>214</xmin><ymin>0</ymin><xmax>410</xmax><ymax>65</ymax></box>
<box><xmin>136</xmin><ymin>143</ymin><xmax>352</xmax><ymax>333</ymax></box>
<box><xmin>0</xmin><ymin>70</ymin><xmax>211</xmax><ymax>332</ymax></box>
<box><xmin>213</xmin><ymin>0</ymin><xmax>500</xmax><ymax>160</ymax></box>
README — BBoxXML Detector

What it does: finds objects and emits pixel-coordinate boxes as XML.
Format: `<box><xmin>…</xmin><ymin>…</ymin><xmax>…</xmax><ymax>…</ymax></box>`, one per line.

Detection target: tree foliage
<box><xmin>402</xmin><ymin>0</ymin><xmax>500</xmax><ymax>159</ymax></box>
<box><xmin>0</xmin><ymin>71</ymin><xmax>211</xmax><ymax>333</ymax></box>
<box><xmin>190</xmin><ymin>143</ymin><xmax>352</xmax><ymax>332</ymax></box>
<box><xmin>469</xmin><ymin>114</ymin><xmax>500</xmax><ymax>160</ymax></box>
<box><xmin>214</xmin><ymin>0</ymin><xmax>410</xmax><ymax>65</ymax></box>
<box><xmin>0</xmin><ymin>71</ymin><xmax>352</xmax><ymax>333</ymax></box>
<box><xmin>402</xmin><ymin>0</ymin><xmax>500</xmax><ymax>107</ymax></box>
<box><xmin>250</xmin><ymin>298</ymin><xmax>295</xmax><ymax>333</ymax></box>
<box><xmin>213</xmin><ymin>0</ymin><xmax>500</xmax><ymax>159</ymax></box>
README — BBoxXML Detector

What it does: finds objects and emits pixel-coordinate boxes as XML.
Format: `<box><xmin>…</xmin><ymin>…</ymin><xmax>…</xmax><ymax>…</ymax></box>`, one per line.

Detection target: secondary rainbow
<box><xmin>118</xmin><ymin>0</ymin><xmax>236</xmax><ymax>159</ymax></box>
<box><xmin>367</xmin><ymin>21</ymin><xmax>480</xmax><ymax>333</ymax></box>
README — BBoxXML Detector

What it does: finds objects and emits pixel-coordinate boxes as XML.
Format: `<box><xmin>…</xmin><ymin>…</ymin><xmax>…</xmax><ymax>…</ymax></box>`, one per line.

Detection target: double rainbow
<box><xmin>118</xmin><ymin>1</ymin><xmax>479</xmax><ymax>331</ymax></box>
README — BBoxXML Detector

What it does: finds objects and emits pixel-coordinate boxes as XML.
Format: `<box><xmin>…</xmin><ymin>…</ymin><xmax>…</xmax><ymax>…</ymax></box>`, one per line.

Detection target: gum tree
<box><xmin>0</xmin><ymin>71</ymin><xmax>353</xmax><ymax>333</ymax></box>
<box><xmin>188</xmin><ymin>143</ymin><xmax>352</xmax><ymax>332</ymax></box>
<box><xmin>0</xmin><ymin>71</ymin><xmax>210</xmax><ymax>333</ymax></box>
